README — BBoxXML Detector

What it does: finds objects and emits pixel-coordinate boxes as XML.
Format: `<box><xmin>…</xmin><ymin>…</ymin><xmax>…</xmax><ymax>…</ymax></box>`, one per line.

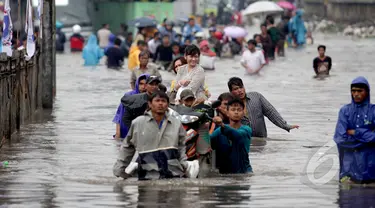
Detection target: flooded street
<box><xmin>1</xmin><ymin>33</ymin><xmax>375</xmax><ymax>207</ymax></box>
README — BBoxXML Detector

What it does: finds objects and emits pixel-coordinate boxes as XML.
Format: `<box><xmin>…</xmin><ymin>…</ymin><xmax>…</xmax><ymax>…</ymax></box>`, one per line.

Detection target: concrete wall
<box><xmin>303</xmin><ymin>1</ymin><xmax>326</xmax><ymax>18</ymax></box>
<box><xmin>303</xmin><ymin>0</ymin><xmax>375</xmax><ymax>23</ymax></box>
<box><xmin>91</xmin><ymin>2</ymin><xmax>174</xmax><ymax>32</ymax></box>
<box><xmin>0</xmin><ymin>49</ymin><xmax>42</xmax><ymax>148</ymax></box>
<box><xmin>328</xmin><ymin>3</ymin><xmax>375</xmax><ymax>23</ymax></box>
<box><xmin>55</xmin><ymin>0</ymin><xmax>91</xmax><ymax>26</ymax></box>
<box><xmin>173</xmin><ymin>0</ymin><xmax>192</xmax><ymax>21</ymax></box>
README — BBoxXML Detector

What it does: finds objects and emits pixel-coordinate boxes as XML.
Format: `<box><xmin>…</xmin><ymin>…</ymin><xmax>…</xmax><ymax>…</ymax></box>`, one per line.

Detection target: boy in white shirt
<box><xmin>240</xmin><ymin>39</ymin><xmax>266</xmax><ymax>74</ymax></box>
<box><xmin>148</xmin><ymin>32</ymin><xmax>161</xmax><ymax>58</ymax></box>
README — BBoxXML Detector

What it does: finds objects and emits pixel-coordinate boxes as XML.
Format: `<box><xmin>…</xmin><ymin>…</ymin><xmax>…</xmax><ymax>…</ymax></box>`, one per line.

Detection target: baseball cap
<box><xmin>146</xmin><ymin>76</ymin><xmax>161</xmax><ymax>84</ymax></box>
<box><xmin>180</xmin><ymin>89</ymin><xmax>195</xmax><ymax>101</ymax></box>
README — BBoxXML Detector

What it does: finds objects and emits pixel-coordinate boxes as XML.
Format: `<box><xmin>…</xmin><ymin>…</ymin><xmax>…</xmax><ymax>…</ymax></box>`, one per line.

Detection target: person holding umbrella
<box><xmin>223</xmin><ymin>26</ymin><xmax>247</xmax><ymax>55</ymax></box>
<box><xmin>130</xmin><ymin>17</ymin><xmax>158</xmax><ymax>46</ymax></box>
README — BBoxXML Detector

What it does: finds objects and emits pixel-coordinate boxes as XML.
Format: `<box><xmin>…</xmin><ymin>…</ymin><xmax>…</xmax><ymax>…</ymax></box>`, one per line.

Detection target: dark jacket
<box><xmin>121</xmin><ymin>93</ymin><xmax>149</xmax><ymax>128</ymax></box>
<box><xmin>56</xmin><ymin>29</ymin><xmax>66</xmax><ymax>52</ymax></box>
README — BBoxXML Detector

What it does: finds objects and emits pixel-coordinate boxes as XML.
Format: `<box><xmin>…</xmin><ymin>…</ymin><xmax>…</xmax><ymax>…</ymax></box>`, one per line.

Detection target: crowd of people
<box><xmin>53</xmin><ymin>8</ymin><xmax>321</xmax><ymax>76</ymax></box>
<box><xmin>109</xmin><ymin>41</ymin><xmax>372</xmax><ymax>185</ymax></box>
<box><xmin>52</xmin><ymin>10</ymin><xmax>373</xmax><ymax>184</ymax></box>
<box><xmin>109</xmin><ymin>36</ymin><xmax>302</xmax><ymax>179</ymax></box>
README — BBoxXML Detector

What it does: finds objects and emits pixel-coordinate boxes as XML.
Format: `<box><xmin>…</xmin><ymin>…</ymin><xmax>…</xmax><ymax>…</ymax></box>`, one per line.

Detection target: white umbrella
<box><xmin>223</xmin><ymin>26</ymin><xmax>248</xmax><ymax>38</ymax></box>
<box><xmin>242</xmin><ymin>1</ymin><xmax>283</xmax><ymax>16</ymax></box>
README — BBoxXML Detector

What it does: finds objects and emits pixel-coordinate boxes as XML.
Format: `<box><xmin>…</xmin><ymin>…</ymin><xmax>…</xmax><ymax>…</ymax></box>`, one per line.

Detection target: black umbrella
<box><xmin>129</xmin><ymin>17</ymin><xmax>158</xmax><ymax>28</ymax></box>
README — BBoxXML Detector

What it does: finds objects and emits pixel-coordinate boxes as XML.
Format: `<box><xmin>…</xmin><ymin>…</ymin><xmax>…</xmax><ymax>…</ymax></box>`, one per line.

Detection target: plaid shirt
<box><xmin>244</xmin><ymin>92</ymin><xmax>291</xmax><ymax>138</ymax></box>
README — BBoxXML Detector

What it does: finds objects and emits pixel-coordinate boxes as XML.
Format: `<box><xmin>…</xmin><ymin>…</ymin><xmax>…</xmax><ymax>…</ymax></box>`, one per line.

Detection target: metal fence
<box><xmin>0</xmin><ymin>48</ymin><xmax>42</xmax><ymax>148</ymax></box>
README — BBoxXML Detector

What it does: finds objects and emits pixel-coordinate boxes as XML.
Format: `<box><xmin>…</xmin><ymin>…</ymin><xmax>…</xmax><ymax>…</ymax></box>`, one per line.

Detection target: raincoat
<box><xmin>113</xmin><ymin>74</ymin><xmax>150</xmax><ymax>139</ymax></box>
<box><xmin>128</xmin><ymin>46</ymin><xmax>141</xmax><ymax>70</ymax></box>
<box><xmin>104</xmin><ymin>34</ymin><xmax>116</xmax><ymax>53</ymax></box>
<box><xmin>334</xmin><ymin>76</ymin><xmax>375</xmax><ymax>183</ymax></box>
<box><xmin>82</xmin><ymin>34</ymin><xmax>104</xmax><ymax>66</ymax></box>
<box><xmin>290</xmin><ymin>10</ymin><xmax>306</xmax><ymax>45</ymax></box>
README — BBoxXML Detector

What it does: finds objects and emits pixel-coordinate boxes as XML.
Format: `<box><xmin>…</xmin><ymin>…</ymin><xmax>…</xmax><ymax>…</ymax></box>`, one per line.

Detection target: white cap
<box><xmin>72</xmin><ymin>24</ymin><xmax>81</xmax><ymax>33</ymax></box>
<box><xmin>195</xmin><ymin>31</ymin><xmax>205</xmax><ymax>38</ymax></box>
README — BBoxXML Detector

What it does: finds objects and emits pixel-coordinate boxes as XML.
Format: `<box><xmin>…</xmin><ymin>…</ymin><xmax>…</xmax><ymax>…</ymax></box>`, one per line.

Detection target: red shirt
<box><xmin>70</xmin><ymin>34</ymin><xmax>85</xmax><ymax>51</ymax></box>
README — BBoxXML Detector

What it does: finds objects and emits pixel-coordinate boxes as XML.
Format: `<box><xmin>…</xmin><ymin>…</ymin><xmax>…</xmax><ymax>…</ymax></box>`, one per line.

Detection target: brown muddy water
<box><xmin>1</xmin><ymin>33</ymin><xmax>375</xmax><ymax>207</ymax></box>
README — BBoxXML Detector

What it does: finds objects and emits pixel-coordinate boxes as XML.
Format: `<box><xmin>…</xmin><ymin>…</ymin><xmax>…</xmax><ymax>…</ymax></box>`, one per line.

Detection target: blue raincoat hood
<box><xmin>82</xmin><ymin>34</ymin><xmax>104</xmax><ymax>66</ymax></box>
<box><xmin>296</xmin><ymin>9</ymin><xmax>304</xmax><ymax>17</ymax></box>
<box><xmin>87</xmin><ymin>34</ymin><xmax>98</xmax><ymax>46</ymax></box>
<box><xmin>290</xmin><ymin>9</ymin><xmax>306</xmax><ymax>45</ymax></box>
<box><xmin>104</xmin><ymin>34</ymin><xmax>116</xmax><ymax>52</ymax></box>
<box><xmin>351</xmin><ymin>76</ymin><xmax>370</xmax><ymax>104</ymax></box>
<box><xmin>109</xmin><ymin>34</ymin><xmax>116</xmax><ymax>43</ymax></box>
<box><xmin>128</xmin><ymin>73</ymin><xmax>150</xmax><ymax>96</ymax></box>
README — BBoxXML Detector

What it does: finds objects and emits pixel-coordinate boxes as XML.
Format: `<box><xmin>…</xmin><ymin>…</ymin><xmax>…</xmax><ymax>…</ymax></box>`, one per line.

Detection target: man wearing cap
<box><xmin>179</xmin><ymin>89</ymin><xmax>197</xmax><ymax>107</ymax></box>
<box><xmin>183</xmin><ymin>18</ymin><xmax>202</xmax><ymax>43</ymax></box>
<box><xmin>121</xmin><ymin>76</ymin><xmax>161</xmax><ymax>128</ymax></box>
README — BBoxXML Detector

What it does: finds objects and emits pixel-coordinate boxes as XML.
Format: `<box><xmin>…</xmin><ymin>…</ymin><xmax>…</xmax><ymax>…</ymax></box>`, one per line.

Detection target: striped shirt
<box><xmin>244</xmin><ymin>92</ymin><xmax>292</xmax><ymax>138</ymax></box>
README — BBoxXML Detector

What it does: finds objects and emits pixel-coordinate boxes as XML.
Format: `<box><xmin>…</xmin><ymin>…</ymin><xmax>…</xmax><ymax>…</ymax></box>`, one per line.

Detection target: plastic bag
<box><xmin>199</xmin><ymin>55</ymin><xmax>216</xmax><ymax>70</ymax></box>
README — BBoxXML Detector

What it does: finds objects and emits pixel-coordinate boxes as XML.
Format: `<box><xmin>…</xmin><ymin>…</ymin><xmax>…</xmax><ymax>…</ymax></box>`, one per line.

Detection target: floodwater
<box><xmin>1</xmin><ymin>33</ymin><xmax>375</xmax><ymax>207</ymax></box>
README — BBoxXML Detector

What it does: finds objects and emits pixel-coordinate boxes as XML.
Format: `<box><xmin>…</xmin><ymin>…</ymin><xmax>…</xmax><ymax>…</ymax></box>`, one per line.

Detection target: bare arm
<box><xmin>115</xmin><ymin>124</ymin><xmax>121</xmax><ymax>139</ymax></box>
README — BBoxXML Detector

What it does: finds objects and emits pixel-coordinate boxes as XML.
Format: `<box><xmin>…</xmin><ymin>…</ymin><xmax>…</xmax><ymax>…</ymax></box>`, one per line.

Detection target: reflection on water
<box><xmin>337</xmin><ymin>185</ymin><xmax>375</xmax><ymax>208</ymax></box>
<box><xmin>1</xmin><ymin>33</ymin><xmax>375</xmax><ymax>207</ymax></box>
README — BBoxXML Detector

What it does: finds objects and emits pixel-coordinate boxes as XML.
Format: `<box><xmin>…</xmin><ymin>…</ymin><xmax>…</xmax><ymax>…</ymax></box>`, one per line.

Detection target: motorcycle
<box><xmin>170</xmin><ymin>101</ymin><xmax>221</xmax><ymax>177</ymax></box>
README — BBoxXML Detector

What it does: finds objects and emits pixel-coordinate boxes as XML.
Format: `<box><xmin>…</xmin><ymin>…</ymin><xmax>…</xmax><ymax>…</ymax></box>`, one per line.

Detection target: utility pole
<box><xmin>41</xmin><ymin>0</ymin><xmax>56</xmax><ymax>108</ymax></box>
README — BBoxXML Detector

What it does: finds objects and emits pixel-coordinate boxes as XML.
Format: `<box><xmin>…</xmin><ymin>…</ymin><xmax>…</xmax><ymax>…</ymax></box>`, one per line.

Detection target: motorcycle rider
<box><xmin>114</xmin><ymin>91</ymin><xmax>199</xmax><ymax>180</ymax></box>
<box><xmin>171</xmin><ymin>89</ymin><xmax>212</xmax><ymax>176</ymax></box>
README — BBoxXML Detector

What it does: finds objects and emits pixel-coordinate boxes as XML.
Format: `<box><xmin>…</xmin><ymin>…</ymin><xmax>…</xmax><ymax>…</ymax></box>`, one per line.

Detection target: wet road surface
<box><xmin>1</xmin><ymin>33</ymin><xmax>375</xmax><ymax>207</ymax></box>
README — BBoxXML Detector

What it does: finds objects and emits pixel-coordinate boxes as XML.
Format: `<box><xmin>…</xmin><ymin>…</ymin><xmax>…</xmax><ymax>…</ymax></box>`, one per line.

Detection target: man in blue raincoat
<box><xmin>334</xmin><ymin>76</ymin><xmax>375</xmax><ymax>184</ymax></box>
